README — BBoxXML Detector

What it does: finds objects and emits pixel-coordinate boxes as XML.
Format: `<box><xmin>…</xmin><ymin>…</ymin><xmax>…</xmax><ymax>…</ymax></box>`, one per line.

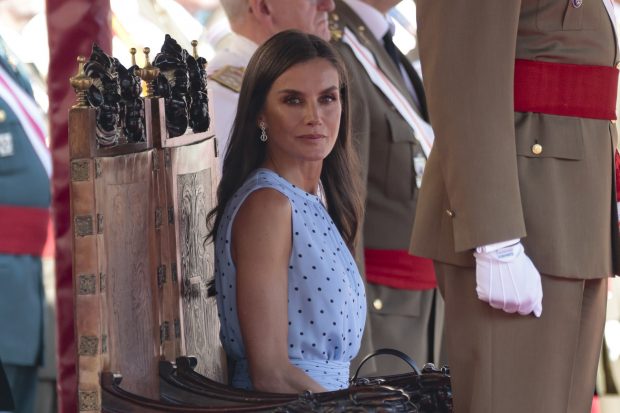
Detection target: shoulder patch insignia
<box><xmin>208</xmin><ymin>65</ymin><xmax>245</xmax><ymax>93</ymax></box>
<box><xmin>329</xmin><ymin>13</ymin><xmax>344</xmax><ymax>42</ymax></box>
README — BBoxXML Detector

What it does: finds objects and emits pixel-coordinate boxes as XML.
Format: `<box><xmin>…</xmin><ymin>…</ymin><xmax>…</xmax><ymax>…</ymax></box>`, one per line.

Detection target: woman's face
<box><xmin>260</xmin><ymin>58</ymin><xmax>342</xmax><ymax>167</ymax></box>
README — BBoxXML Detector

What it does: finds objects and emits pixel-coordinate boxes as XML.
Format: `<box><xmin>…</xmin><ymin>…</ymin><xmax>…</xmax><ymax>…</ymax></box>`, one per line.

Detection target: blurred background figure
<box><xmin>207</xmin><ymin>0</ymin><xmax>335</xmax><ymax>170</ymax></box>
<box><xmin>0</xmin><ymin>31</ymin><xmax>51</xmax><ymax>413</ymax></box>
<box><xmin>329</xmin><ymin>0</ymin><xmax>442</xmax><ymax>374</ymax></box>
<box><xmin>110</xmin><ymin>0</ymin><xmax>219</xmax><ymax>67</ymax></box>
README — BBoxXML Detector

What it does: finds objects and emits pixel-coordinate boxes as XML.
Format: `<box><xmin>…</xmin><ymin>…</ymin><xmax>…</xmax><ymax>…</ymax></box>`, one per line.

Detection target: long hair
<box><xmin>207</xmin><ymin>30</ymin><xmax>363</xmax><ymax>251</ymax></box>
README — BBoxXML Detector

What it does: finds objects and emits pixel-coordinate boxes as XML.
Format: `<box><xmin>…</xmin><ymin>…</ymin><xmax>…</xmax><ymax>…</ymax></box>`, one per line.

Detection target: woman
<box><xmin>208</xmin><ymin>30</ymin><xmax>365</xmax><ymax>394</ymax></box>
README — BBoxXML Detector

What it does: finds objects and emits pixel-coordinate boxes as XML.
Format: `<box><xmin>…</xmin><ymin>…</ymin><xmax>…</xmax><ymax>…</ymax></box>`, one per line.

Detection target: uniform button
<box><xmin>372</xmin><ymin>299</ymin><xmax>383</xmax><ymax>311</ymax></box>
<box><xmin>531</xmin><ymin>143</ymin><xmax>543</xmax><ymax>155</ymax></box>
<box><xmin>0</xmin><ymin>110</ymin><xmax>5</xmax><ymax>123</ymax></box>
<box><xmin>445</xmin><ymin>209</ymin><xmax>455</xmax><ymax>218</ymax></box>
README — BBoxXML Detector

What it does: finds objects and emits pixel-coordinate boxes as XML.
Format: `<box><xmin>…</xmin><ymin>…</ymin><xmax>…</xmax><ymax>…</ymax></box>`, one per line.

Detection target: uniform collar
<box><xmin>343</xmin><ymin>0</ymin><xmax>390</xmax><ymax>41</ymax></box>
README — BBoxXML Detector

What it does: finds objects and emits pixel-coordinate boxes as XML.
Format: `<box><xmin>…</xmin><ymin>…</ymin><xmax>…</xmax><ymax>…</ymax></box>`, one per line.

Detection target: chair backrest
<box><xmin>69</xmin><ymin>44</ymin><xmax>225</xmax><ymax>411</ymax></box>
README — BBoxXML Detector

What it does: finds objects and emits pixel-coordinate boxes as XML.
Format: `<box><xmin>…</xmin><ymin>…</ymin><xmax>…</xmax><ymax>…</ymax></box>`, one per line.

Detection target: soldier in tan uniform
<box><xmin>330</xmin><ymin>0</ymin><xmax>443</xmax><ymax>374</ymax></box>
<box><xmin>411</xmin><ymin>0</ymin><xmax>620</xmax><ymax>412</ymax></box>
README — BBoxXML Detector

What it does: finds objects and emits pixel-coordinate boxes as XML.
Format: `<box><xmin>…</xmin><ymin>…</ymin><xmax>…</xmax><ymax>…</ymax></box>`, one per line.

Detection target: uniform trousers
<box><xmin>353</xmin><ymin>283</ymin><xmax>445</xmax><ymax>375</ymax></box>
<box><xmin>0</xmin><ymin>365</ymin><xmax>37</xmax><ymax>413</ymax></box>
<box><xmin>435</xmin><ymin>262</ymin><xmax>607</xmax><ymax>413</ymax></box>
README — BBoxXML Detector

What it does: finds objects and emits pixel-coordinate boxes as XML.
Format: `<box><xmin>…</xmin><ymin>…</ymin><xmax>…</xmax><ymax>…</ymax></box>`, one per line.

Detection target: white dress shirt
<box><xmin>343</xmin><ymin>0</ymin><xmax>420</xmax><ymax>109</ymax></box>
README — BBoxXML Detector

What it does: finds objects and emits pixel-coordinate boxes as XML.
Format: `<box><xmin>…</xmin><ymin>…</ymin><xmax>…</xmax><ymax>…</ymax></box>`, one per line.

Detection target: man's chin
<box><xmin>314</xmin><ymin>25</ymin><xmax>331</xmax><ymax>41</ymax></box>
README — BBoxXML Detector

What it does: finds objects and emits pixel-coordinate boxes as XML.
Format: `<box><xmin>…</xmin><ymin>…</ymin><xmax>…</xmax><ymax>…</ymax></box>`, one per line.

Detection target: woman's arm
<box><xmin>231</xmin><ymin>188</ymin><xmax>327</xmax><ymax>394</ymax></box>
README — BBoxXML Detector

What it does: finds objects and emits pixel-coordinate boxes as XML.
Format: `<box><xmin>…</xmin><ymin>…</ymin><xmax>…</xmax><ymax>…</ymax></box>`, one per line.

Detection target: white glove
<box><xmin>473</xmin><ymin>241</ymin><xmax>543</xmax><ymax>317</ymax></box>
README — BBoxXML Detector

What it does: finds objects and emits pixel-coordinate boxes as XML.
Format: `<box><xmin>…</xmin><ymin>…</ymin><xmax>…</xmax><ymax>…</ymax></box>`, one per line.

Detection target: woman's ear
<box><xmin>257</xmin><ymin>114</ymin><xmax>266</xmax><ymax>128</ymax></box>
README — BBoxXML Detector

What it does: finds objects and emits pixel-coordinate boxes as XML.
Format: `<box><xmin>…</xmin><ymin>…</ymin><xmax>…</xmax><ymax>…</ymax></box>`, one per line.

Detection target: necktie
<box><xmin>381</xmin><ymin>30</ymin><xmax>429</xmax><ymax>120</ymax></box>
<box><xmin>382</xmin><ymin>31</ymin><xmax>401</xmax><ymax>69</ymax></box>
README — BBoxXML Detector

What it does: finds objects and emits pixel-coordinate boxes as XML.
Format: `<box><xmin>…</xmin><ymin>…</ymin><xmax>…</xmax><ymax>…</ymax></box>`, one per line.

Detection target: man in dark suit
<box><xmin>330</xmin><ymin>0</ymin><xmax>443</xmax><ymax>374</ymax></box>
<box><xmin>0</xmin><ymin>35</ymin><xmax>51</xmax><ymax>413</ymax></box>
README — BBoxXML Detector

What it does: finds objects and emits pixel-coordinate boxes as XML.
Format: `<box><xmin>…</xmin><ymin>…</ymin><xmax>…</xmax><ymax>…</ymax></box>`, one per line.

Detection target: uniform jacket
<box><xmin>332</xmin><ymin>0</ymin><xmax>428</xmax><ymax>254</ymax></box>
<box><xmin>0</xmin><ymin>37</ymin><xmax>49</xmax><ymax>366</ymax></box>
<box><xmin>410</xmin><ymin>0</ymin><xmax>620</xmax><ymax>279</ymax></box>
<box><xmin>207</xmin><ymin>34</ymin><xmax>257</xmax><ymax>170</ymax></box>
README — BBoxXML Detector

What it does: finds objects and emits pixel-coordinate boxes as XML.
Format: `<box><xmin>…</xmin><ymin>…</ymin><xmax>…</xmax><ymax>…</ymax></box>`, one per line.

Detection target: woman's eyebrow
<box><xmin>276</xmin><ymin>85</ymin><xmax>339</xmax><ymax>95</ymax></box>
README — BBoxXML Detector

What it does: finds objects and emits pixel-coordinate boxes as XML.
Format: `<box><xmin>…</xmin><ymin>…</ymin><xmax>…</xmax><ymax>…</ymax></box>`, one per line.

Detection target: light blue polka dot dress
<box><xmin>214</xmin><ymin>168</ymin><xmax>366</xmax><ymax>391</ymax></box>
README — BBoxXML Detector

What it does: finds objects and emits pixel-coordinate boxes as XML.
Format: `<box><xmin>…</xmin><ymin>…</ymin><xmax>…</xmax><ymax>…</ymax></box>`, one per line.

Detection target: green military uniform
<box><xmin>331</xmin><ymin>0</ymin><xmax>443</xmax><ymax>375</ymax></box>
<box><xmin>0</xmin><ymin>35</ymin><xmax>50</xmax><ymax>413</ymax></box>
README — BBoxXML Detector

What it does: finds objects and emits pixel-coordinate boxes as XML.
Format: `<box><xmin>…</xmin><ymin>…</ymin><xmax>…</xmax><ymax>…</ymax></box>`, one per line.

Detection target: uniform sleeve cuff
<box><xmin>475</xmin><ymin>238</ymin><xmax>520</xmax><ymax>254</ymax></box>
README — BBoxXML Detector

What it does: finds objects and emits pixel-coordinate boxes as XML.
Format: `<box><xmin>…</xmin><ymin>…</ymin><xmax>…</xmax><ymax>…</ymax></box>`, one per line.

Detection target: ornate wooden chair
<box><xmin>68</xmin><ymin>38</ymin><xmax>451</xmax><ymax>413</ymax></box>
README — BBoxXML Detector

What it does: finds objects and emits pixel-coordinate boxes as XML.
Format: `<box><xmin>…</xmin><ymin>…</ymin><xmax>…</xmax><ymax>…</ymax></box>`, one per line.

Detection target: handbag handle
<box><xmin>351</xmin><ymin>348</ymin><xmax>421</xmax><ymax>381</ymax></box>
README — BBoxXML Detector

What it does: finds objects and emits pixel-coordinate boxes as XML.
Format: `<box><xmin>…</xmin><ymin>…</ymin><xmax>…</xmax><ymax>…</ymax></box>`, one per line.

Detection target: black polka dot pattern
<box><xmin>214</xmin><ymin>169</ymin><xmax>366</xmax><ymax>391</ymax></box>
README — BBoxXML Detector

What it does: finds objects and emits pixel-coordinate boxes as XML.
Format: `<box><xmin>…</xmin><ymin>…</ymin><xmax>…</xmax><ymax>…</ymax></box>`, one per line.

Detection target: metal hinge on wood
<box><xmin>157</xmin><ymin>265</ymin><xmax>166</xmax><ymax>287</ymax></box>
<box><xmin>78</xmin><ymin>390</ymin><xmax>100</xmax><ymax>411</ymax></box>
<box><xmin>171</xmin><ymin>263</ymin><xmax>178</xmax><ymax>283</ymax></box>
<box><xmin>78</xmin><ymin>335</ymin><xmax>98</xmax><ymax>356</ymax></box>
<box><xmin>174</xmin><ymin>318</ymin><xmax>181</xmax><ymax>338</ymax></box>
<box><xmin>164</xmin><ymin>149</ymin><xmax>171</xmax><ymax>167</ymax></box>
<box><xmin>155</xmin><ymin>208</ymin><xmax>162</xmax><ymax>229</ymax></box>
<box><xmin>74</xmin><ymin>215</ymin><xmax>93</xmax><ymax>237</ymax></box>
<box><xmin>214</xmin><ymin>136</ymin><xmax>219</xmax><ymax>158</ymax></box>
<box><xmin>160</xmin><ymin>321</ymin><xmax>170</xmax><ymax>343</ymax></box>
<box><xmin>152</xmin><ymin>152</ymin><xmax>159</xmax><ymax>171</ymax></box>
<box><xmin>95</xmin><ymin>159</ymin><xmax>102</xmax><ymax>178</ymax></box>
<box><xmin>97</xmin><ymin>213</ymin><xmax>104</xmax><ymax>234</ymax></box>
<box><xmin>71</xmin><ymin>160</ymin><xmax>90</xmax><ymax>182</ymax></box>
<box><xmin>168</xmin><ymin>207</ymin><xmax>174</xmax><ymax>224</ymax></box>
<box><xmin>78</xmin><ymin>274</ymin><xmax>96</xmax><ymax>295</ymax></box>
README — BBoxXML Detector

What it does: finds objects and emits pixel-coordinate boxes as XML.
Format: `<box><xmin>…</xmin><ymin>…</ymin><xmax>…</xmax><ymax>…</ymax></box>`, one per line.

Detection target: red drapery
<box><xmin>45</xmin><ymin>1</ymin><xmax>111</xmax><ymax>411</ymax></box>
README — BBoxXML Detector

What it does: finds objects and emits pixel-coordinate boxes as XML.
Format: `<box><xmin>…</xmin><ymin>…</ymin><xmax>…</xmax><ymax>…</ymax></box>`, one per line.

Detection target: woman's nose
<box><xmin>305</xmin><ymin>102</ymin><xmax>321</xmax><ymax>125</ymax></box>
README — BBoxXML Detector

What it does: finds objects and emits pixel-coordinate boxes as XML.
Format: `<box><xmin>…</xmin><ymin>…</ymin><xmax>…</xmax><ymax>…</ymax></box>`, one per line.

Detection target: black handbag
<box><xmin>350</xmin><ymin>348</ymin><xmax>453</xmax><ymax>413</ymax></box>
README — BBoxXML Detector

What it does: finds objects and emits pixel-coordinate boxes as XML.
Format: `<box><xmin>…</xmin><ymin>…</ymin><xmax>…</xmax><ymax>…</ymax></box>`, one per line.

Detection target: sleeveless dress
<box><xmin>214</xmin><ymin>168</ymin><xmax>366</xmax><ymax>391</ymax></box>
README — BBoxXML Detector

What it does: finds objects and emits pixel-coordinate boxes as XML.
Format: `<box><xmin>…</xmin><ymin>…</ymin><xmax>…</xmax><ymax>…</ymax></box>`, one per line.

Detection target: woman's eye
<box><xmin>319</xmin><ymin>94</ymin><xmax>337</xmax><ymax>104</ymax></box>
<box><xmin>284</xmin><ymin>96</ymin><xmax>302</xmax><ymax>105</ymax></box>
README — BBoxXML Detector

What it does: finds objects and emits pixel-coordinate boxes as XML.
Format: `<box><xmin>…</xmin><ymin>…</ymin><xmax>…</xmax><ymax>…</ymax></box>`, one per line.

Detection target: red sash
<box><xmin>364</xmin><ymin>249</ymin><xmax>436</xmax><ymax>290</ymax></box>
<box><xmin>514</xmin><ymin>59</ymin><xmax>618</xmax><ymax>120</ymax></box>
<box><xmin>0</xmin><ymin>204</ymin><xmax>50</xmax><ymax>256</ymax></box>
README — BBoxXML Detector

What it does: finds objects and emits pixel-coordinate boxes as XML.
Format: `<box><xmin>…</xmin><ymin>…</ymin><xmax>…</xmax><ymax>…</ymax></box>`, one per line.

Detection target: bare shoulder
<box><xmin>237</xmin><ymin>188</ymin><xmax>290</xmax><ymax>221</ymax></box>
<box><xmin>232</xmin><ymin>187</ymin><xmax>292</xmax><ymax>264</ymax></box>
<box><xmin>233</xmin><ymin>188</ymin><xmax>292</xmax><ymax>241</ymax></box>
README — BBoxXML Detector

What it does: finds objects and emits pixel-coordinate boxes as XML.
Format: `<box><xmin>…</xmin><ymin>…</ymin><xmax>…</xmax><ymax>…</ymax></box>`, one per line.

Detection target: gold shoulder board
<box><xmin>208</xmin><ymin>65</ymin><xmax>245</xmax><ymax>93</ymax></box>
<box><xmin>329</xmin><ymin>12</ymin><xmax>344</xmax><ymax>42</ymax></box>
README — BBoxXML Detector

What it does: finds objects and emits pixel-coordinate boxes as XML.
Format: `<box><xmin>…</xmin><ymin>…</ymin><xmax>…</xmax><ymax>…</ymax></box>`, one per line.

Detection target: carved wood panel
<box><xmin>168</xmin><ymin>139</ymin><xmax>225</xmax><ymax>382</ymax></box>
<box><xmin>96</xmin><ymin>152</ymin><xmax>160</xmax><ymax>399</ymax></box>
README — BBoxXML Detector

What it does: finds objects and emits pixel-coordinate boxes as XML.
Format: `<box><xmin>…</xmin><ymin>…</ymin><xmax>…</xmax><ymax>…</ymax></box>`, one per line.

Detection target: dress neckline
<box><xmin>255</xmin><ymin>168</ymin><xmax>323</xmax><ymax>204</ymax></box>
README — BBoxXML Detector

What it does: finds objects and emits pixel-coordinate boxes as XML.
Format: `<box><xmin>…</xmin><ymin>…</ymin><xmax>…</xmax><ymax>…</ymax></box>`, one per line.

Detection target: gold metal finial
<box><xmin>191</xmin><ymin>40</ymin><xmax>199</xmax><ymax>59</ymax></box>
<box><xmin>137</xmin><ymin>47</ymin><xmax>160</xmax><ymax>98</ymax></box>
<box><xmin>69</xmin><ymin>56</ymin><xmax>93</xmax><ymax>108</ymax></box>
<box><xmin>130</xmin><ymin>48</ymin><xmax>137</xmax><ymax>66</ymax></box>
<box><xmin>191</xmin><ymin>40</ymin><xmax>207</xmax><ymax>69</ymax></box>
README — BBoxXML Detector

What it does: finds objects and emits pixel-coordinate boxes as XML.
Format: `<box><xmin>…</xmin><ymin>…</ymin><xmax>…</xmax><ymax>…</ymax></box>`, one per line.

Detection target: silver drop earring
<box><xmin>259</xmin><ymin>121</ymin><xmax>268</xmax><ymax>142</ymax></box>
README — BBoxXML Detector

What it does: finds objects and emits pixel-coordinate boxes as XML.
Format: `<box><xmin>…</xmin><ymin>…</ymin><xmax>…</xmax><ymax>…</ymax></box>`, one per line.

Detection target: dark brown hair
<box><xmin>207</xmin><ymin>30</ymin><xmax>363</xmax><ymax>250</ymax></box>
